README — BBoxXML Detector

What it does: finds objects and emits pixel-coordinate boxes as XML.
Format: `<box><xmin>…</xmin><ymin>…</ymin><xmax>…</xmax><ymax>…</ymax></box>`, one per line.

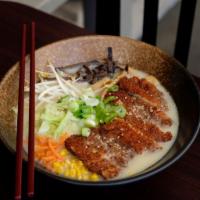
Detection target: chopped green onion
<box><xmin>83</xmin><ymin>114</ymin><xmax>98</xmax><ymax>127</ymax></box>
<box><xmin>68</xmin><ymin>101</ymin><xmax>80</xmax><ymax>112</ymax></box>
<box><xmin>82</xmin><ymin>96</ymin><xmax>99</xmax><ymax>106</ymax></box>
<box><xmin>74</xmin><ymin>103</ymin><xmax>95</xmax><ymax>119</ymax></box>
<box><xmin>81</xmin><ymin>127</ymin><xmax>91</xmax><ymax>137</ymax></box>
<box><xmin>103</xmin><ymin>96</ymin><xmax>116</xmax><ymax>104</ymax></box>
<box><xmin>108</xmin><ymin>84</ymin><xmax>119</xmax><ymax>92</ymax></box>
<box><xmin>114</xmin><ymin>105</ymin><xmax>126</xmax><ymax>118</ymax></box>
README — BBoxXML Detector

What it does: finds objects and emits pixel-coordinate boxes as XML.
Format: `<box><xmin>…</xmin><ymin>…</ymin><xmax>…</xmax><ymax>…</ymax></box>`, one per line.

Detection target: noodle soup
<box><xmin>17</xmin><ymin>47</ymin><xmax>178</xmax><ymax>181</ymax></box>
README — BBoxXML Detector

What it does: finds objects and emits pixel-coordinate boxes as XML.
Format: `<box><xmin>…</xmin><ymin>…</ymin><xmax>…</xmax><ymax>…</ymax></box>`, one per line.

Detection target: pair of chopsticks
<box><xmin>15</xmin><ymin>22</ymin><xmax>35</xmax><ymax>200</ymax></box>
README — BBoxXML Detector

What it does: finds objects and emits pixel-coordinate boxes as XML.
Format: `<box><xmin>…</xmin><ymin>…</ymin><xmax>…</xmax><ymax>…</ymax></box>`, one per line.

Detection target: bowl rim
<box><xmin>1</xmin><ymin>35</ymin><xmax>200</xmax><ymax>186</ymax></box>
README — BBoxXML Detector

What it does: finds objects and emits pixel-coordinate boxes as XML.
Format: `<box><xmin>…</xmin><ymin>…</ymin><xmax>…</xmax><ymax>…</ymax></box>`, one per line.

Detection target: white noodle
<box><xmin>35</xmin><ymin>62</ymin><xmax>90</xmax><ymax>108</ymax></box>
<box><xmin>38</xmin><ymin>85</ymin><xmax>61</xmax><ymax>100</ymax></box>
<box><xmin>60</xmin><ymin>76</ymin><xmax>81</xmax><ymax>96</ymax></box>
<box><xmin>48</xmin><ymin>63</ymin><xmax>77</xmax><ymax>97</ymax></box>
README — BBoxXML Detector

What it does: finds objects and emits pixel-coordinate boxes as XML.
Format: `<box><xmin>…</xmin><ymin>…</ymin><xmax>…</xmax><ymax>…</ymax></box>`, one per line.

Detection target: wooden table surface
<box><xmin>0</xmin><ymin>2</ymin><xmax>200</xmax><ymax>200</ymax></box>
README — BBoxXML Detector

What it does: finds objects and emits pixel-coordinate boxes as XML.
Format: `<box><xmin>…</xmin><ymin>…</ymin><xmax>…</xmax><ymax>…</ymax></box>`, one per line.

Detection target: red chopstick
<box><xmin>15</xmin><ymin>24</ymin><xmax>27</xmax><ymax>200</ymax></box>
<box><xmin>15</xmin><ymin>22</ymin><xmax>36</xmax><ymax>200</ymax></box>
<box><xmin>27</xmin><ymin>21</ymin><xmax>35</xmax><ymax>198</ymax></box>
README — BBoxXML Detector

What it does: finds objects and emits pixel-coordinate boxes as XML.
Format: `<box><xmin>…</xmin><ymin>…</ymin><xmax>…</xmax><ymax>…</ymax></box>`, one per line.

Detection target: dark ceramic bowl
<box><xmin>0</xmin><ymin>36</ymin><xmax>199</xmax><ymax>186</ymax></box>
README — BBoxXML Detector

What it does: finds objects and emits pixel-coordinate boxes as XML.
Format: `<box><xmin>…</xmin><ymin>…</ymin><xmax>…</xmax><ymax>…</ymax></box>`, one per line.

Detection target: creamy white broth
<box><xmin>116</xmin><ymin>69</ymin><xmax>179</xmax><ymax>179</ymax></box>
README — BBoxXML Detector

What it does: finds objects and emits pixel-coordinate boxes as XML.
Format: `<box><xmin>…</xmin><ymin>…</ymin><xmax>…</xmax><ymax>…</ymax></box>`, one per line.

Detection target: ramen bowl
<box><xmin>0</xmin><ymin>36</ymin><xmax>199</xmax><ymax>186</ymax></box>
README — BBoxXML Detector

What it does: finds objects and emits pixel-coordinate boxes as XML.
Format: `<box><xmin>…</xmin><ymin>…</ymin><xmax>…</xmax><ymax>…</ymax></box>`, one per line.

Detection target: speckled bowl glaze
<box><xmin>0</xmin><ymin>35</ymin><xmax>199</xmax><ymax>186</ymax></box>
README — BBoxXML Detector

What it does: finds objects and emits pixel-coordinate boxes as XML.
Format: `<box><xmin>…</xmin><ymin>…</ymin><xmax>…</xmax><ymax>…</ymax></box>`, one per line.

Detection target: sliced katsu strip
<box><xmin>118</xmin><ymin>76</ymin><xmax>167</xmax><ymax>110</ymax></box>
<box><xmin>65</xmin><ymin>129</ymin><xmax>134</xmax><ymax>179</ymax></box>
<box><xmin>106</xmin><ymin>90</ymin><xmax>172</xmax><ymax>126</ymax></box>
<box><xmin>101</xmin><ymin>119</ymin><xmax>159</xmax><ymax>153</ymax></box>
<box><xmin>125</xmin><ymin>115</ymin><xmax>172</xmax><ymax>142</ymax></box>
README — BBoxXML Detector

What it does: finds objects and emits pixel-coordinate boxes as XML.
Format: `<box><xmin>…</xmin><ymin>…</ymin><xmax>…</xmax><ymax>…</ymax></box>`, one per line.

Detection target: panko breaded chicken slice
<box><xmin>65</xmin><ymin>129</ymin><xmax>134</xmax><ymax>179</ymax></box>
<box><xmin>101</xmin><ymin>119</ymin><xmax>160</xmax><ymax>154</ymax></box>
<box><xmin>106</xmin><ymin>90</ymin><xmax>172</xmax><ymax>126</ymax></box>
<box><xmin>118</xmin><ymin>76</ymin><xmax>167</xmax><ymax>110</ymax></box>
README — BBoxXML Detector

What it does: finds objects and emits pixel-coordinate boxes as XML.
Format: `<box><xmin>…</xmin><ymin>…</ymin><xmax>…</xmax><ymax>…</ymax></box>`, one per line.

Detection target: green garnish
<box><xmin>95</xmin><ymin>100</ymin><xmax>126</xmax><ymax>124</ymax></box>
<box><xmin>81</xmin><ymin>127</ymin><xmax>91</xmax><ymax>137</ymax></box>
<box><xmin>38</xmin><ymin>88</ymin><xmax>126</xmax><ymax>138</ymax></box>
<box><xmin>114</xmin><ymin>105</ymin><xmax>126</xmax><ymax>118</ymax></box>
<box><xmin>108</xmin><ymin>84</ymin><xmax>119</xmax><ymax>92</ymax></box>
<box><xmin>103</xmin><ymin>96</ymin><xmax>116</xmax><ymax>104</ymax></box>
<box><xmin>74</xmin><ymin>103</ymin><xmax>95</xmax><ymax>119</ymax></box>
<box><xmin>68</xmin><ymin>101</ymin><xmax>80</xmax><ymax>113</ymax></box>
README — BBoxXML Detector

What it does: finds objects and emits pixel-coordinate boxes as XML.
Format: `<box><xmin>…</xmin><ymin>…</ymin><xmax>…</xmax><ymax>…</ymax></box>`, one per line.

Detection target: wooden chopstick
<box><xmin>15</xmin><ymin>22</ymin><xmax>36</xmax><ymax>200</ymax></box>
<box><xmin>15</xmin><ymin>24</ymin><xmax>27</xmax><ymax>200</ymax></box>
<box><xmin>27</xmin><ymin>21</ymin><xmax>35</xmax><ymax>198</ymax></box>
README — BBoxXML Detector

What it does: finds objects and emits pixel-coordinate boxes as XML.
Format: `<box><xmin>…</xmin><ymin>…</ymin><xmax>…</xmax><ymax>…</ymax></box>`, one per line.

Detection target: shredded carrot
<box><xmin>35</xmin><ymin>145</ymin><xmax>48</xmax><ymax>150</ymax></box>
<box><xmin>35</xmin><ymin>133</ymin><xmax>69</xmax><ymax>170</ymax></box>
<box><xmin>35</xmin><ymin>152</ymin><xmax>45</xmax><ymax>157</ymax></box>
<box><xmin>48</xmin><ymin>139</ymin><xmax>63</xmax><ymax>160</ymax></box>
<box><xmin>42</xmin><ymin>156</ymin><xmax>56</xmax><ymax>161</ymax></box>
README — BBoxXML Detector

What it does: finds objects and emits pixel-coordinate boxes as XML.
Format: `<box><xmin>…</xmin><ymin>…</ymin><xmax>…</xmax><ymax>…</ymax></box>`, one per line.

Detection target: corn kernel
<box><xmin>70</xmin><ymin>169</ymin><xmax>76</xmax><ymax>177</ymax></box>
<box><xmin>64</xmin><ymin>170</ymin><xmax>70</xmax><ymax>177</ymax></box>
<box><xmin>52</xmin><ymin>161</ymin><xmax>61</xmax><ymax>169</ymax></box>
<box><xmin>82</xmin><ymin>174</ymin><xmax>90</xmax><ymax>180</ymax></box>
<box><xmin>71</xmin><ymin>160</ymin><xmax>76</xmax><ymax>165</ymax></box>
<box><xmin>90</xmin><ymin>173</ymin><xmax>99</xmax><ymax>181</ymax></box>
<box><xmin>80</xmin><ymin>168</ymin><xmax>88</xmax><ymax>175</ymax></box>
<box><xmin>77</xmin><ymin>173</ymin><xmax>82</xmax><ymax>180</ymax></box>
<box><xmin>77</xmin><ymin>170</ymin><xmax>82</xmax><ymax>177</ymax></box>
<box><xmin>77</xmin><ymin>160</ymin><xmax>83</xmax><ymax>166</ymax></box>
<box><xmin>60</xmin><ymin>149</ymin><xmax>68</xmax><ymax>157</ymax></box>
<box><xmin>55</xmin><ymin>166</ymin><xmax>64</xmax><ymax>175</ymax></box>
<box><xmin>60</xmin><ymin>161</ymin><xmax>65</xmax><ymax>166</ymax></box>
